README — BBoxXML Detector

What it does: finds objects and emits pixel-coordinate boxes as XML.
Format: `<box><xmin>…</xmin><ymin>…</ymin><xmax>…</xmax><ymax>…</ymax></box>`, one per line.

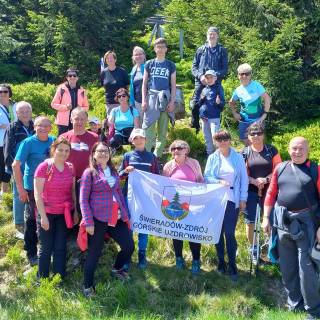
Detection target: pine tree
<box><xmin>172</xmin><ymin>192</ymin><xmax>180</xmax><ymax>204</ymax></box>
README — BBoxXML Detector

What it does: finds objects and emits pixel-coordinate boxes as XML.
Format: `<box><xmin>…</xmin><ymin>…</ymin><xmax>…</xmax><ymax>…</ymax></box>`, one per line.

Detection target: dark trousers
<box><xmin>215</xmin><ymin>201</ymin><xmax>239</xmax><ymax>267</ymax></box>
<box><xmin>109</xmin><ymin>133</ymin><xmax>129</xmax><ymax>150</ymax></box>
<box><xmin>173</xmin><ymin>239</ymin><xmax>201</xmax><ymax>260</ymax></box>
<box><xmin>84</xmin><ymin>219</ymin><xmax>134</xmax><ymax>288</ymax></box>
<box><xmin>190</xmin><ymin>81</ymin><xmax>204</xmax><ymax>131</ymax></box>
<box><xmin>38</xmin><ymin>214</ymin><xmax>67</xmax><ymax>278</ymax></box>
<box><xmin>278</xmin><ymin>228</ymin><xmax>320</xmax><ymax>315</ymax></box>
<box><xmin>24</xmin><ymin>190</ymin><xmax>38</xmax><ymax>259</ymax></box>
<box><xmin>58</xmin><ymin>124</ymin><xmax>73</xmax><ymax>137</ymax></box>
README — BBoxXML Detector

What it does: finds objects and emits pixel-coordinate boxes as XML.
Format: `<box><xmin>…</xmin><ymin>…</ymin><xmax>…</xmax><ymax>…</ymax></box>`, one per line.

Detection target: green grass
<box><xmin>0</xmin><ymin>202</ymin><xmax>306</xmax><ymax>320</ymax></box>
<box><xmin>1</xmin><ymin>111</ymin><xmax>317</xmax><ymax>319</ymax></box>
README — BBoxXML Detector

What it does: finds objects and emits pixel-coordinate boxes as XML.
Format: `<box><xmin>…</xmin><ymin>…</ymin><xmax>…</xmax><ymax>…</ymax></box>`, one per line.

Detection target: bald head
<box><xmin>288</xmin><ymin>136</ymin><xmax>309</xmax><ymax>164</ymax></box>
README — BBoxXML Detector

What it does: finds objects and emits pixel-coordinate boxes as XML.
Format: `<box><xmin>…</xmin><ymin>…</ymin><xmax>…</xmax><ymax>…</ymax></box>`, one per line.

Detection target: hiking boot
<box><xmin>217</xmin><ymin>261</ymin><xmax>226</xmax><ymax>274</ymax></box>
<box><xmin>138</xmin><ymin>250</ymin><xmax>147</xmax><ymax>269</ymax></box>
<box><xmin>191</xmin><ymin>260</ymin><xmax>201</xmax><ymax>275</ymax></box>
<box><xmin>228</xmin><ymin>264</ymin><xmax>238</xmax><ymax>282</ymax></box>
<box><xmin>83</xmin><ymin>287</ymin><xmax>95</xmax><ymax>298</ymax></box>
<box><xmin>175</xmin><ymin>257</ymin><xmax>185</xmax><ymax>270</ymax></box>
<box><xmin>111</xmin><ymin>268</ymin><xmax>130</xmax><ymax>281</ymax></box>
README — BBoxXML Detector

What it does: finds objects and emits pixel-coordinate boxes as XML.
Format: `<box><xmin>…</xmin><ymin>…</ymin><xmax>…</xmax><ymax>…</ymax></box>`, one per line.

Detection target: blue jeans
<box><xmin>12</xmin><ymin>180</ymin><xmax>25</xmax><ymax>225</ymax></box>
<box><xmin>201</xmin><ymin>118</ymin><xmax>220</xmax><ymax>155</ymax></box>
<box><xmin>215</xmin><ymin>201</ymin><xmax>239</xmax><ymax>267</ymax></box>
<box><xmin>38</xmin><ymin>214</ymin><xmax>68</xmax><ymax>278</ymax></box>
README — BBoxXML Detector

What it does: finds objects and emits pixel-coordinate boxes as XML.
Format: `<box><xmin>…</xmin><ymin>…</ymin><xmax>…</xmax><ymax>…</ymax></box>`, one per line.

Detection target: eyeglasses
<box><xmin>95</xmin><ymin>149</ymin><xmax>109</xmax><ymax>154</ymax></box>
<box><xmin>67</xmin><ymin>74</ymin><xmax>78</xmax><ymax>78</ymax></box>
<box><xmin>249</xmin><ymin>132</ymin><xmax>264</xmax><ymax>136</ymax></box>
<box><xmin>238</xmin><ymin>72</ymin><xmax>251</xmax><ymax>77</ymax></box>
<box><xmin>117</xmin><ymin>94</ymin><xmax>127</xmax><ymax>98</ymax></box>
<box><xmin>0</xmin><ymin>90</ymin><xmax>9</xmax><ymax>94</ymax></box>
<box><xmin>215</xmin><ymin>137</ymin><xmax>230</xmax><ymax>142</ymax></box>
<box><xmin>171</xmin><ymin>146</ymin><xmax>185</xmax><ymax>151</ymax></box>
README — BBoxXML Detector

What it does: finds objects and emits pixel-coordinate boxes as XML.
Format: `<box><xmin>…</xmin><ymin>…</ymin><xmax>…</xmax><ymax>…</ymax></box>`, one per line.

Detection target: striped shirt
<box><xmin>119</xmin><ymin>149</ymin><xmax>160</xmax><ymax>195</ymax></box>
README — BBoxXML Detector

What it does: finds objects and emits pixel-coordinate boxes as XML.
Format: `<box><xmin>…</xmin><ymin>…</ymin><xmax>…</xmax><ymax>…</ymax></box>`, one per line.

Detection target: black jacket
<box><xmin>3</xmin><ymin>120</ymin><xmax>34</xmax><ymax>173</ymax></box>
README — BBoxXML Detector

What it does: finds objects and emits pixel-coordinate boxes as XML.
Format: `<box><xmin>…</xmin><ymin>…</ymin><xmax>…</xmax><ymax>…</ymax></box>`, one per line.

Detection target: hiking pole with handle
<box><xmin>250</xmin><ymin>188</ymin><xmax>263</xmax><ymax>275</ymax></box>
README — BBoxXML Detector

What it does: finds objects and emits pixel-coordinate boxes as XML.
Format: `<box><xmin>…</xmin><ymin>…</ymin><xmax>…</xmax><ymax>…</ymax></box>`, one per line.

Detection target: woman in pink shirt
<box><xmin>34</xmin><ymin>137</ymin><xmax>78</xmax><ymax>279</ymax></box>
<box><xmin>163</xmin><ymin>140</ymin><xmax>204</xmax><ymax>275</ymax></box>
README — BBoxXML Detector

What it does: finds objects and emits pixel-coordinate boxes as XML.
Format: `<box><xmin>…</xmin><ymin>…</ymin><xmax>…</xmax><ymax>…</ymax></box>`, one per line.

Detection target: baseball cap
<box><xmin>89</xmin><ymin>117</ymin><xmax>100</xmax><ymax>125</ymax></box>
<box><xmin>129</xmin><ymin>128</ymin><xmax>146</xmax><ymax>142</ymax></box>
<box><xmin>205</xmin><ymin>70</ymin><xmax>217</xmax><ymax>77</ymax></box>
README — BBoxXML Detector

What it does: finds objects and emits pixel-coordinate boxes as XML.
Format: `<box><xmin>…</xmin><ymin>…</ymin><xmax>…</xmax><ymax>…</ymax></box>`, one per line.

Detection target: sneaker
<box><xmin>15</xmin><ymin>230</ymin><xmax>24</xmax><ymax>240</ymax></box>
<box><xmin>217</xmin><ymin>261</ymin><xmax>226</xmax><ymax>274</ymax></box>
<box><xmin>111</xmin><ymin>268</ymin><xmax>130</xmax><ymax>281</ymax></box>
<box><xmin>83</xmin><ymin>287</ymin><xmax>95</xmax><ymax>298</ymax></box>
<box><xmin>28</xmin><ymin>255</ymin><xmax>38</xmax><ymax>267</ymax></box>
<box><xmin>138</xmin><ymin>250</ymin><xmax>147</xmax><ymax>269</ymax></box>
<box><xmin>191</xmin><ymin>260</ymin><xmax>201</xmax><ymax>275</ymax></box>
<box><xmin>175</xmin><ymin>257</ymin><xmax>185</xmax><ymax>270</ymax></box>
<box><xmin>228</xmin><ymin>264</ymin><xmax>238</xmax><ymax>282</ymax></box>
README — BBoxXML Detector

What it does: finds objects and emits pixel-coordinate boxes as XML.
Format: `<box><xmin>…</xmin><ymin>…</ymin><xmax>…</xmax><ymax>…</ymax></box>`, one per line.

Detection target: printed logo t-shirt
<box><xmin>145</xmin><ymin>59</ymin><xmax>176</xmax><ymax>91</ymax></box>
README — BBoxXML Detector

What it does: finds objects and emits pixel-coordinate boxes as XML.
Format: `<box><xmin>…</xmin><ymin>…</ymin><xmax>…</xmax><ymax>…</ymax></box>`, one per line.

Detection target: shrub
<box><xmin>271</xmin><ymin>119</ymin><xmax>320</xmax><ymax>162</ymax></box>
<box><xmin>12</xmin><ymin>83</ymin><xmax>56</xmax><ymax>116</ymax></box>
<box><xmin>11</xmin><ymin>82</ymin><xmax>107</xmax><ymax>121</ymax></box>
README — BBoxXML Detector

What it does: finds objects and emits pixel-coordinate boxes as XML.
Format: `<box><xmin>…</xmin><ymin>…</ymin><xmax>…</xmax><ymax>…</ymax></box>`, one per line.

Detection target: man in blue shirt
<box><xmin>12</xmin><ymin>116</ymin><xmax>55</xmax><ymax>266</ymax></box>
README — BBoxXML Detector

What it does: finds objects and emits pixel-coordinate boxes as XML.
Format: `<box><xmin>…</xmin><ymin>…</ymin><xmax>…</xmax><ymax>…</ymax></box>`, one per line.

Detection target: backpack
<box><xmin>59</xmin><ymin>85</ymin><xmax>84</xmax><ymax>104</ymax></box>
<box><xmin>277</xmin><ymin>160</ymin><xmax>318</xmax><ymax>187</ymax></box>
<box><xmin>242</xmin><ymin>144</ymin><xmax>277</xmax><ymax>163</ymax></box>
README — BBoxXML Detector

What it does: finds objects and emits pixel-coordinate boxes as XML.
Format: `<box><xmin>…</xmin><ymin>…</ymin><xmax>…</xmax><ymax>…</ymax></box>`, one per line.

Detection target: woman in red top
<box><xmin>51</xmin><ymin>68</ymin><xmax>89</xmax><ymax>136</ymax></box>
<box><xmin>34</xmin><ymin>137</ymin><xmax>78</xmax><ymax>279</ymax></box>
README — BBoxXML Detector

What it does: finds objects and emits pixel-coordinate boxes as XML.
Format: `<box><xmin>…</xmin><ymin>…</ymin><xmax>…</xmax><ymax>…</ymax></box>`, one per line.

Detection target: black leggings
<box><xmin>172</xmin><ymin>239</ymin><xmax>201</xmax><ymax>261</ymax></box>
<box><xmin>84</xmin><ymin>218</ymin><xmax>134</xmax><ymax>288</ymax></box>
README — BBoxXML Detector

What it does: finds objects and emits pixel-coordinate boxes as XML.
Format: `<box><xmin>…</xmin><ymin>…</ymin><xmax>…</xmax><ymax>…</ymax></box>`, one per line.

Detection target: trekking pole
<box><xmin>250</xmin><ymin>188</ymin><xmax>262</xmax><ymax>275</ymax></box>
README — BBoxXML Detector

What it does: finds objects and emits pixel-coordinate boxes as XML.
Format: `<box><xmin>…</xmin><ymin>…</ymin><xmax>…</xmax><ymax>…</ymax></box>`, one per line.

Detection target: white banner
<box><xmin>127</xmin><ymin>170</ymin><xmax>229</xmax><ymax>244</ymax></box>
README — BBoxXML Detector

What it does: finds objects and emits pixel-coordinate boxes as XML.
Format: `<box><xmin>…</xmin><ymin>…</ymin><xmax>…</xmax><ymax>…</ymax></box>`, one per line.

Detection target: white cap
<box><xmin>129</xmin><ymin>128</ymin><xmax>146</xmax><ymax>142</ymax></box>
<box><xmin>205</xmin><ymin>69</ymin><xmax>217</xmax><ymax>77</ymax></box>
<box><xmin>89</xmin><ymin>116</ymin><xmax>100</xmax><ymax>125</ymax></box>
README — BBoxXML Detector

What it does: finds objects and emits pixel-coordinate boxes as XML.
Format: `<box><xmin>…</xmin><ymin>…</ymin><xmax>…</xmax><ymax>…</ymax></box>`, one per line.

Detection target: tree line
<box><xmin>1</xmin><ymin>0</ymin><xmax>320</xmax><ymax>121</ymax></box>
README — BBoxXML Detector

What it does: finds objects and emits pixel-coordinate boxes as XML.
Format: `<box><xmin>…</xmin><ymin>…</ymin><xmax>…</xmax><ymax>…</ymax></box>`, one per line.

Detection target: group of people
<box><xmin>0</xmin><ymin>25</ymin><xmax>319</xmax><ymax>320</ymax></box>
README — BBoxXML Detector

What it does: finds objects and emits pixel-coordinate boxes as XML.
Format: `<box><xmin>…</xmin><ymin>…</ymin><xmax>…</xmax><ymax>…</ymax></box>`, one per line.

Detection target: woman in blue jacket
<box><xmin>204</xmin><ymin>130</ymin><xmax>248</xmax><ymax>281</ymax></box>
<box><xmin>129</xmin><ymin>46</ymin><xmax>146</xmax><ymax>125</ymax></box>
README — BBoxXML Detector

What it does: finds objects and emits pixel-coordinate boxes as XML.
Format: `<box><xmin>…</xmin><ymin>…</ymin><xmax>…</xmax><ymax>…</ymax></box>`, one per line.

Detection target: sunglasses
<box><xmin>215</xmin><ymin>137</ymin><xmax>230</xmax><ymax>142</ymax></box>
<box><xmin>117</xmin><ymin>94</ymin><xmax>127</xmax><ymax>98</ymax></box>
<box><xmin>238</xmin><ymin>72</ymin><xmax>251</xmax><ymax>77</ymax></box>
<box><xmin>0</xmin><ymin>90</ymin><xmax>9</xmax><ymax>94</ymax></box>
<box><xmin>171</xmin><ymin>146</ymin><xmax>185</xmax><ymax>151</ymax></box>
<box><xmin>67</xmin><ymin>74</ymin><xmax>78</xmax><ymax>78</ymax></box>
<box><xmin>249</xmin><ymin>132</ymin><xmax>264</xmax><ymax>136</ymax></box>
